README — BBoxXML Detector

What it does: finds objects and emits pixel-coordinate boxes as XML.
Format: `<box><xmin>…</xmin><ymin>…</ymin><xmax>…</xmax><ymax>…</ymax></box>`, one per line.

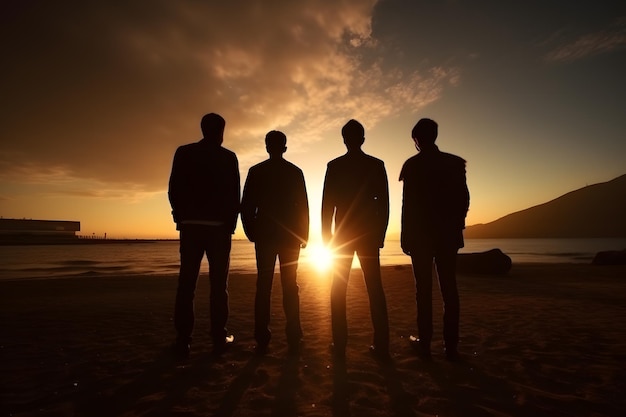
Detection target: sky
<box><xmin>1</xmin><ymin>0</ymin><xmax>625</xmax><ymax>240</ymax></box>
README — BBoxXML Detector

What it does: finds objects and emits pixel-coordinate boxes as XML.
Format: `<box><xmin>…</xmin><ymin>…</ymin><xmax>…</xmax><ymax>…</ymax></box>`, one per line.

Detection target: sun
<box><xmin>305</xmin><ymin>242</ymin><xmax>334</xmax><ymax>272</ymax></box>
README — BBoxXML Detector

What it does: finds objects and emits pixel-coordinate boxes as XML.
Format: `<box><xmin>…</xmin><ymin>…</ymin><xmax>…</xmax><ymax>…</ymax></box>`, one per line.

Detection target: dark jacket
<box><xmin>322</xmin><ymin>150</ymin><xmax>389</xmax><ymax>248</ymax></box>
<box><xmin>241</xmin><ymin>158</ymin><xmax>309</xmax><ymax>246</ymax></box>
<box><xmin>168</xmin><ymin>139</ymin><xmax>240</xmax><ymax>233</ymax></box>
<box><xmin>399</xmin><ymin>145</ymin><xmax>469</xmax><ymax>251</ymax></box>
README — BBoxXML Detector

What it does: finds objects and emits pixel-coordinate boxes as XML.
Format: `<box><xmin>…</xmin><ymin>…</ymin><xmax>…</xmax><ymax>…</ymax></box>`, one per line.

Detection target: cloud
<box><xmin>0</xmin><ymin>156</ymin><xmax>158</xmax><ymax>202</ymax></box>
<box><xmin>0</xmin><ymin>0</ymin><xmax>457</xmax><ymax>198</ymax></box>
<box><xmin>544</xmin><ymin>19</ymin><xmax>626</xmax><ymax>63</ymax></box>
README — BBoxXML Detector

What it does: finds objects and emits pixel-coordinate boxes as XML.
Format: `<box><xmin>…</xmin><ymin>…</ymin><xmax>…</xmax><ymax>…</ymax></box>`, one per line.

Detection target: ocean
<box><xmin>0</xmin><ymin>238</ymin><xmax>625</xmax><ymax>281</ymax></box>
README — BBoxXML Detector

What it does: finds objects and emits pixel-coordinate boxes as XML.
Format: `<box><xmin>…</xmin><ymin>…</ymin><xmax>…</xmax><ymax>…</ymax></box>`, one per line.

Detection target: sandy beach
<box><xmin>1</xmin><ymin>263</ymin><xmax>625</xmax><ymax>417</ymax></box>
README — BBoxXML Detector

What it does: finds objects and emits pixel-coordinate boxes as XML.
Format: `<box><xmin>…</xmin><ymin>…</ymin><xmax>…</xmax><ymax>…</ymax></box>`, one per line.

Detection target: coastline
<box><xmin>2</xmin><ymin>263</ymin><xmax>625</xmax><ymax>416</ymax></box>
<box><xmin>0</xmin><ymin>238</ymin><xmax>176</xmax><ymax>246</ymax></box>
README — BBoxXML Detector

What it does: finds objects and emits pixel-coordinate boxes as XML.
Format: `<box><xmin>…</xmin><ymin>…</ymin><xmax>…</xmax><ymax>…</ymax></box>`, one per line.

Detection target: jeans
<box><xmin>174</xmin><ymin>225</ymin><xmax>231</xmax><ymax>345</ymax></box>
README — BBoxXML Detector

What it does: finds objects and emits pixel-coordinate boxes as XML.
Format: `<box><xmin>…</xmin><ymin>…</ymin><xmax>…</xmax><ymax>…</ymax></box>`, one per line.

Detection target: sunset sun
<box><xmin>306</xmin><ymin>243</ymin><xmax>334</xmax><ymax>272</ymax></box>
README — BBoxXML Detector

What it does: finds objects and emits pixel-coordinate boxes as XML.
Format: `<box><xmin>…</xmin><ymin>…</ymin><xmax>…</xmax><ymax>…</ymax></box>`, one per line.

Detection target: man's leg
<box><xmin>357</xmin><ymin>247</ymin><xmax>389</xmax><ymax>352</ymax></box>
<box><xmin>434</xmin><ymin>249</ymin><xmax>460</xmax><ymax>357</ymax></box>
<box><xmin>254</xmin><ymin>244</ymin><xmax>277</xmax><ymax>348</ymax></box>
<box><xmin>174</xmin><ymin>227</ymin><xmax>204</xmax><ymax>347</ymax></box>
<box><xmin>206</xmin><ymin>227</ymin><xmax>232</xmax><ymax>347</ymax></box>
<box><xmin>410</xmin><ymin>251</ymin><xmax>434</xmax><ymax>350</ymax></box>
<box><xmin>331</xmin><ymin>249</ymin><xmax>353</xmax><ymax>355</ymax></box>
<box><xmin>278</xmin><ymin>246</ymin><xmax>303</xmax><ymax>347</ymax></box>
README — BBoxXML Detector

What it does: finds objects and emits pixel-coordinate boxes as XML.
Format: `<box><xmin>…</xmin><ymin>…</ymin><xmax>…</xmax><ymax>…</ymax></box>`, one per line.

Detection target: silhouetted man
<box><xmin>168</xmin><ymin>113</ymin><xmax>240</xmax><ymax>358</ymax></box>
<box><xmin>399</xmin><ymin>118</ymin><xmax>469</xmax><ymax>361</ymax></box>
<box><xmin>322</xmin><ymin>119</ymin><xmax>390</xmax><ymax>360</ymax></box>
<box><xmin>241</xmin><ymin>131</ymin><xmax>309</xmax><ymax>354</ymax></box>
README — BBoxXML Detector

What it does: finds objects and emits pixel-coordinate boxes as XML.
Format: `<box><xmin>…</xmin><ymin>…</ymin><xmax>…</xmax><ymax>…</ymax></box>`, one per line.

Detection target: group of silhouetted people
<box><xmin>168</xmin><ymin>113</ymin><xmax>469</xmax><ymax>362</ymax></box>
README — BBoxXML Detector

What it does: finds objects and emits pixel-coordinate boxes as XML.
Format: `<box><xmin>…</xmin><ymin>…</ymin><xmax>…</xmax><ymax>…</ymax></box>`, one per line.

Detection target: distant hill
<box><xmin>464</xmin><ymin>174</ymin><xmax>626</xmax><ymax>238</ymax></box>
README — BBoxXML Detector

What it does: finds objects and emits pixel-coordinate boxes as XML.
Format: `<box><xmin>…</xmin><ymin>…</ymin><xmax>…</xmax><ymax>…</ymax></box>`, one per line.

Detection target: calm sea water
<box><xmin>1</xmin><ymin>238</ymin><xmax>625</xmax><ymax>280</ymax></box>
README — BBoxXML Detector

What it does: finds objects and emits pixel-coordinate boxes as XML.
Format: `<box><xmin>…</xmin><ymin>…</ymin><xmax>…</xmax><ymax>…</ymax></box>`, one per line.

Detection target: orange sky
<box><xmin>1</xmin><ymin>1</ymin><xmax>625</xmax><ymax>240</ymax></box>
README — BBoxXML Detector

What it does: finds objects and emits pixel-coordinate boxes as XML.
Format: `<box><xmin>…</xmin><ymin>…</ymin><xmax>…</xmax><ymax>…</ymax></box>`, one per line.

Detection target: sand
<box><xmin>1</xmin><ymin>263</ymin><xmax>625</xmax><ymax>417</ymax></box>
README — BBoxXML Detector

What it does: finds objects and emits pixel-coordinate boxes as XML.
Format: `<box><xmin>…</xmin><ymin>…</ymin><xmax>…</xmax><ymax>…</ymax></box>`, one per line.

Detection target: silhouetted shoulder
<box><xmin>176</xmin><ymin>141</ymin><xmax>237</xmax><ymax>159</ymax></box>
<box><xmin>326</xmin><ymin>155</ymin><xmax>344</xmax><ymax>168</ymax></box>
<box><xmin>248</xmin><ymin>160</ymin><xmax>266</xmax><ymax>172</ymax></box>
<box><xmin>215</xmin><ymin>145</ymin><xmax>238</xmax><ymax>161</ymax></box>
<box><xmin>176</xmin><ymin>141</ymin><xmax>204</xmax><ymax>153</ymax></box>
<box><xmin>174</xmin><ymin>142</ymin><xmax>195</xmax><ymax>156</ymax></box>
<box><xmin>280</xmin><ymin>159</ymin><xmax>305</xmax><ymax>174</ymax></box>
<box><xmin>365</xmin><ymin>153</ymin><xmax>386</xmax><ymax>168</ymax></box>
<box><xmin>400</xmin><ymin>151</ymin><xmax>464</xmax><ymax>181</ymax></box>
<box><xmin>328</xmin><ymin>152</ymin><xmax>384</xmax><ymax>168</ymax></box>
<box><xmin>399</xmin><ymin>154</ymin><xmax>419</xmax><ymax>181</ymax></box>
<box><xmin>251</xmin><ymin>158</ymin><xmax>303</xmax><ymax>175</ymax></box>
<box><xmin>356</xmin><ymin>152</ymin><xmax>385</xmax><ymax>166</ymax></box>
<box><xmin>224</xmin><ymin>147</ymin><xmax>238</xmax><ymax>159</ymax></box>
<box><xmin>440</xmin><ymin>151</ymin><xmax>466</xmax><ymax>165</ymax></box>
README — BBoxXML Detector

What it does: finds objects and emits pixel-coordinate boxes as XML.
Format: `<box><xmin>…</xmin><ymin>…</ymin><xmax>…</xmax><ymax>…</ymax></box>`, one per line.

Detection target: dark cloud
<box><xmin>1</xmin><ymin>0</ymin><xmax>457</xmax><ymax>196</ymax></box>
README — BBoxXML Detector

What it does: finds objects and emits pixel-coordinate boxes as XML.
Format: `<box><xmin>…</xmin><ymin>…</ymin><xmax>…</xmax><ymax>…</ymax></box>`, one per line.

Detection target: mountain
<box><xmin>464</xmin><ymin>174</ymin><xmax>626</xmax><ymax>238</ymax></box>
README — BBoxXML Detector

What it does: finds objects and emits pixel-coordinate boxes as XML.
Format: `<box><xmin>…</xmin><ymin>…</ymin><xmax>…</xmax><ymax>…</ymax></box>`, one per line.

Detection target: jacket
<box><xmin>168</xmin><ymin>139</ymin><xmax>240</xmax><ymax>233</ymax></box>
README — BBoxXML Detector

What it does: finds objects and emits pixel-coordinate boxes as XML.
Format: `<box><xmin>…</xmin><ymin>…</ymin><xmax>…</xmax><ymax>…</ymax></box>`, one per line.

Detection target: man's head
<box><xmin>341</xmin><ymin>119</ymin><xmax>365</xmax><ymax>151</ymax></box>
<box><xmin>201</xmin><ymin>113</ymin><xmax>226</xmax><ymax>145</ymax></box>
<box><xmin>265</xmin><ymin>130</ymin><xmax>287</xmax><ymax>157</ymax></box>
<box><xmin>411</xmin><ymin>118</ymin><xmax>438</xmax><ymax>149</ymax></box>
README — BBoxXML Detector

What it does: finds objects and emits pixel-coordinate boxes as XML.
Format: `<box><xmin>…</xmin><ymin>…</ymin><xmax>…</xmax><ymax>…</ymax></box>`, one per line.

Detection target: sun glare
<box><xmin>306</xmin><ymin>243</ymin><xmax>334</xmax><ymax>272</ymax></box>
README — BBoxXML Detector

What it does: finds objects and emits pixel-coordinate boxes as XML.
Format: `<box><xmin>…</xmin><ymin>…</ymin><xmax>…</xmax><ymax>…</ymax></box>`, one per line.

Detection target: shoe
<box><xmin>171</xmin><ymin>341</ymin><xmax>190</xmax><ymax>360</ymax></box>
<box><xmin>212</xmin><ymin>334</ymin><xmax>235</xmax><ymax>355</ymax></box>
<box><xmin>409</xmin><ymin>335</ymin><xmax>431</xmax><ymax>359</ymax></box>
<box><xmin>369</xmin><ymin>345</ymin><xmax>391</xmax><ymax>362</ymax></box>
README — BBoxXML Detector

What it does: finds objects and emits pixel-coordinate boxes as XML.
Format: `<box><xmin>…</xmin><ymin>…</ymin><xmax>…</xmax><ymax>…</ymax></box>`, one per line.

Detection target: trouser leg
<box><xmin>175</xmin><ymin>231</ymin><xmax>204</xmax><ymax>344</ymax></box>
<box><xmin>278</xmin><ymin>246</ymin><xmax>303</xmax><ymax>345</ymax></box>
<box><xmin>206</xmin><ymin>229</ymin><xmax>231</xmax><ymax>344</ymax></box>
<box><xmin>357</xmin><ymin>248</ymin><xmax>389</xmax><ymax>350</ymax></box>
<box><xmin>331</xmin><ymin>252</ymin><xmax>352</xmax><ymax>351</ymax></box>
<box><xmin>435</xmin><ymin>250</ymin><xmax>460</xmax><ymax>350</ymax></box>
<box><xmin>254</xmin><ymin>244</ymin><xmax>276</xmax><ymax>346</ymax></box>
<box><xmin>411</xmin><ymin>253</ymin><xmax>434</xmax><ymax>345</ymax></box>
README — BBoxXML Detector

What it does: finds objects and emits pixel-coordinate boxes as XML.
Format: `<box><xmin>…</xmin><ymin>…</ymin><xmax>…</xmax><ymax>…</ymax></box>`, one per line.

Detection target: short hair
<box><xmin>265</xmin><ymin>130</ymin><xmax>287</xmax><ymax>148</ymax></box>
<box><xmin>341</xmin><ymin>119</ymin><xmax>365</xmax><ymax>140</ymax></box>
<box><xmin>411</xmin><ymin>118</ymin><xmax>438</xmax><ymax>144</ymax></box>
<box><xmin>200</xmin><ymin>113</ymin><xmax>226</xmax><ymax>138</ymax></box>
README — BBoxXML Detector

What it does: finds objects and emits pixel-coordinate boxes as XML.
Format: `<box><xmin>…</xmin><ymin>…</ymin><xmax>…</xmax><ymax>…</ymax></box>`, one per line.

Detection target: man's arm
<box><xmin>460</xmin><ymin>162</ymin><xmax>470</xmax><ymax>228</ymax></box>
<box><xmin>297</xmin><ymin>169</ymin><xmax>310</xmax><ymax>247</ymax></box>
<box><xmin>321</xmin><ymin>166</ymin><xmax>335</xmax><ymax>246</ymax></box>
<box><xmin>377</xmin><ymin>161</ymin><xmax>390</xmax><ymax>248</ymax></box>
<box><xmin>240</xmin><ymin>169</ymin><xmax>257</xmax><ymax>242</ymax></box>
<box><xmin>451</xmin><ymin>157</ymin><xmax>469</xmax><ymax>230</ymax></box>
<box><xmin>168</xmin><ymin>147</ymin><xmax>184</xmax><ymax>226</ymax></box>
<box><xmin>399</xmin><ymin>162</ymin><xmax>416</xmax><ymax>255</ymax></box>
<box><xmin>227</xmin><ymin>154</ymin><xmax>241</xmax><ymax>234</ymax></box>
